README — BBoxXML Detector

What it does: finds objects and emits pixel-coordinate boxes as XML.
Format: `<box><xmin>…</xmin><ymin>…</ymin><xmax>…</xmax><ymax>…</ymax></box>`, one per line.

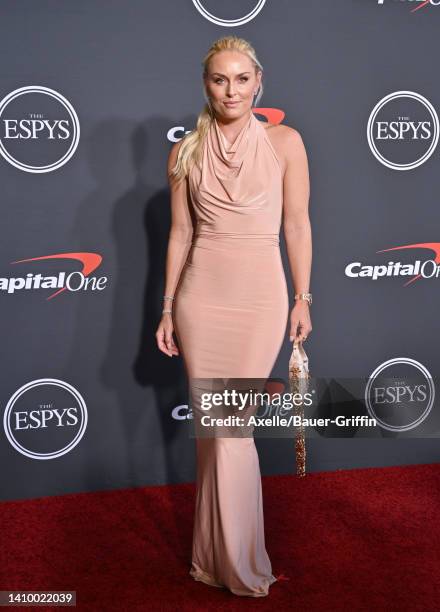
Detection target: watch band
<box><xmin>294</xmin><ymin>292</ymin><xmax>312</xmax><ymax>306</ymax></box>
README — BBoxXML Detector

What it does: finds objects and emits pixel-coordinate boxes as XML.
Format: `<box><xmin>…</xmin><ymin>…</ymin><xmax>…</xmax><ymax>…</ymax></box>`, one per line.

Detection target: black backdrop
<box><xmin>1</xmin><ymin>0</ymin><xmax>440</xmax><ymax>502</ymax></box>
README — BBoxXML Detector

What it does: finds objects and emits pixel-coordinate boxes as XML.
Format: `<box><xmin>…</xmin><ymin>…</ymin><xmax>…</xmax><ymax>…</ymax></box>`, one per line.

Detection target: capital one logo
<box><xmin>192</xmin><ymin>0</ymin><xmax>267</xmax><ymax>26</ymax></box>
<box><xmin>345</xmin><ymin>241</ymin><xmax>440</xmax><ymax>286</ymax></box>
<box><xmin>367</xmin><ymin>91</ymin><xmax>439</xmax><ymax>170</ymax></box>
<box><xmin>168</xmin><ymin>108</ymin><xmax>285</xmax><ymax>142</ymax></box>
<box><xmin>365</xmin><ymin>358</ymin><xmax>434</xmax><ymax>432</ymax></box>
<box><xmin>171</xmin><ymin>378</ymin><xmax>293</xmax><ymax>421</ymax></box>
<box><xmin>1</xmin><ymin>252</ymin><xmax>107</xmax><ymax>299</ymax></box>
<box><xmin>0</xmin><ymin>86</ymin><xmax>80</xmax><ymax>173</ymax></box>
<box><xmin>4</xmin><ymin>379</ymin><xmax>88</xmax><ymax>459</ymax></box>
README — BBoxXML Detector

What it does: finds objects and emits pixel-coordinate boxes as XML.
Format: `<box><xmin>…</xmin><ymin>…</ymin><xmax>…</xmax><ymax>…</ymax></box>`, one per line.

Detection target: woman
<box><xmin>156</xmin><ymin>35</ymin><xmax>312</xmax><ymax>597</ymax></box>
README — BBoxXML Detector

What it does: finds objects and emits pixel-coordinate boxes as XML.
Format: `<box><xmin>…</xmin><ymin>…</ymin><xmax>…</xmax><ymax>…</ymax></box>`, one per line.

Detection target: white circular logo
<box><xmin>192</xmin><ymin>0</ymin><xmax>267</xmax><ymax>26</ymax></box>
<box><xmin>365</xmin><ymin>357</ymin><xmax>434</xmax><ymax>432</ymax></box>
<box><xmin>4</xmin><ymin>378</ymin><xmax>88</xmax><ymax>459</ymax></box>
<box><xmin>0</xmin><ymin>86</ymin><xmax>80</xmax><ymax>173</ymax></box>
<box><xmin>367</xmin><ymin>90</ymin><xmax>439</xmax><ymax>170</ymax></box>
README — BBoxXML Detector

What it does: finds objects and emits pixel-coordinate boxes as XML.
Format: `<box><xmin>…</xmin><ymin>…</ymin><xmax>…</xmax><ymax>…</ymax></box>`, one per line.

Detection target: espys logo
<box><xmin>3</xmin><ymin>378</ymin><xmax>88</xmax><ymax>459</ymax></box>
<box><xmin>365</xmin><ymin>358</ymin><xmax>434</xmax><ymax>432</ymax></box>
<box><xmin>1</xmin><ymin>252</ymin><xmax>108</xmax><ymax>299</ymax></box>
<box><xmin>367</xmin><ymin>91</ymin><xmax>439</xmax><ymax>170</ymax></box>
<box><xmin>378</xmin><ymin>0</ymin><xmax>440</xmax><ymax>11</ymax></box>
<box><xmin>0</xmin><ymin>86</ymin><xmax>80</xmax><ymax>173</ymax></box>
<box><xmin>192</xmin><ymin>0</ymin><xmax>266</xmax><ymax>26</ymax></box>
<box><xmin>168</xmin><ymin>108</ymin><xmax>285</xmax><ymax>142</ymax></box>
<box><xmin>345</xmin><ymin>241</ymin><xmax>440</xmax><ymax>286</ymax></box>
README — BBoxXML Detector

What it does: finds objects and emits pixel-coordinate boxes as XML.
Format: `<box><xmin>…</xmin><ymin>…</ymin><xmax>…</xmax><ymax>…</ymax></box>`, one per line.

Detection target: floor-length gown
<box><xmin>172</xmin><ymin>110</ymin><xmax>289</xmax><ymax>597</ymax></box>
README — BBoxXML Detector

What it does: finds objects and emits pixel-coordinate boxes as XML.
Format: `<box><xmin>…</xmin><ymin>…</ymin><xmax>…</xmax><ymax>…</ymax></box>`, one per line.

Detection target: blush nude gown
<box><xmin>172</xmin><ymin>110</ymin><xmax>289</xmax><ymax>597</ymax></box>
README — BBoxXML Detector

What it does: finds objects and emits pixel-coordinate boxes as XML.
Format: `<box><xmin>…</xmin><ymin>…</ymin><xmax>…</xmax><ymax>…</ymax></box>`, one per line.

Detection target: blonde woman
<box><xmin>156</xmin><ymin>35</ymin><xmax>312</xmax><ymax>598</ymax></box>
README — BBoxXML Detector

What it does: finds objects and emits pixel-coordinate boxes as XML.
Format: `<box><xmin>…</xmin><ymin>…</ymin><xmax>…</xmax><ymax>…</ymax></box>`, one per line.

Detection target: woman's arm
<box><xmin>156</xmin><ymin>140</ymin><xmax>194</xmax><ymax>357</ymax></box>
<box><xmin>281</xmin><ymin>128</ymin><xmax>312</xmax><ymax>343</ymax></box>
<box><xmin>163</xmin><ymin>140</ymin><xmax>194</xmax><ymax>301</ymax></box>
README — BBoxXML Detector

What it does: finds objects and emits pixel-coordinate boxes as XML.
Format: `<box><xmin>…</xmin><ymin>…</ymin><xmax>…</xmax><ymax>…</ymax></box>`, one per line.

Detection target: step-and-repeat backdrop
<box><xmin>1</xmin><ymin>1</ymin><xmax>439</xmax><ymax>501</ymax></box>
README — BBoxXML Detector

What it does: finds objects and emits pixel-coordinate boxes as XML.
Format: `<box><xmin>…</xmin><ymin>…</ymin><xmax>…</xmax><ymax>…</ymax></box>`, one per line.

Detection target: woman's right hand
<box><xmin>155</xmin><ymin>313</ymin><xmax>180</xmax><ymax>357</ymax></box>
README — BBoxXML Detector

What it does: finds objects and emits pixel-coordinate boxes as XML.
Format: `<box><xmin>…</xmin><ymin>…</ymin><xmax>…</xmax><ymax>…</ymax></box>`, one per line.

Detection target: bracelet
<box><xmin>294</xmin><ymin>292</ymin><xmax>312</xmax><ymax>306</ymax></box>
<box><xmin>162</xmin><ymin>309</ymin><xmax>172</xmax><ymax>314</ymax></box>
<box><xmin>163</xmin><ymin>295</ymin><xmax>174</xmax><ymax>301</ymax></box>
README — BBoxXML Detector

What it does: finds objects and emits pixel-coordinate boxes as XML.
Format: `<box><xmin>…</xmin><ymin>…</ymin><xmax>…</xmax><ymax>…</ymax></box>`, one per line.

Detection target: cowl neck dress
<box><xmin>173</xmin><ymin>110</ymin><xmax>288</xmax><ymax>598</ymax></box>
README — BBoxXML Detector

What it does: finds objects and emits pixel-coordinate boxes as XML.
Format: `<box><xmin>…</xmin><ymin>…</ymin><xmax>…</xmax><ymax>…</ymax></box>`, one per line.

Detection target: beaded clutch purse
<box><xmin>288</xmin><ymin>341</ymin><xmax>310</xmax><ymax>477</ymax></box>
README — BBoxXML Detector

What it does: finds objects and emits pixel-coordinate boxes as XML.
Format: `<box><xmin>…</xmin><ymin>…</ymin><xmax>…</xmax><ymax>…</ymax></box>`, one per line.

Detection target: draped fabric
<box><xmin>188</xmin><ymin>111</ymin><xmax>283</xmax><ymax>235</ymax></box>
<box><xmin>173</xmin><ymin>110</ymin><xmax>288</xmax><ymax>597</ymax></box>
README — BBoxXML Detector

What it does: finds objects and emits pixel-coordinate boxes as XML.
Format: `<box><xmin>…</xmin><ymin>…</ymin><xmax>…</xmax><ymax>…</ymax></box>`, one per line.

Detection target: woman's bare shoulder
<box><xmin>259</xmin><ymin>121</ymin><xmax>305</xmax><ymax>172</ymax></box>
<box><xmin>169</xmin><ymin>135</ymin><xmax>186</xmax><ymax>160</ymax></box>
<box><xmin>261</xmin><ymin>121</ymin><xmax>303</xmax><ymax>146</ymax></box>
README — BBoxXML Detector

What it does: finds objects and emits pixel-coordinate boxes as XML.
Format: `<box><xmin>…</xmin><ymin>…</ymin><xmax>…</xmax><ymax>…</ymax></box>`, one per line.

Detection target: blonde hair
<box><xmin>170</xmin><ymin>35</ymin><xmax>264</xmax><ymax>183</ymax></box>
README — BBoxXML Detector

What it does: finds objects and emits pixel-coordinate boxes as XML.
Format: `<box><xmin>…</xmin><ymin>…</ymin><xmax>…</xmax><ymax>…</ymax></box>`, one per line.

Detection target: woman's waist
<box><xmin>192</xmin><ymin>229</ymin><xmax>280</xmax><ymax>248</ymax></box>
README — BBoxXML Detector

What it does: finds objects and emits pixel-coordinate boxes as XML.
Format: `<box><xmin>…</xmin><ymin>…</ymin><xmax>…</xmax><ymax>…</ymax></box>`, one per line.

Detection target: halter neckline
<box><xmin>212</xmin><ymin>112</ymin><xmax>255</xmax><ymax>169</ymax></box>
<box><xmin>214</xmin><ymin>112</ymin><xmax>254</xmax><ymax>151</ymax></box>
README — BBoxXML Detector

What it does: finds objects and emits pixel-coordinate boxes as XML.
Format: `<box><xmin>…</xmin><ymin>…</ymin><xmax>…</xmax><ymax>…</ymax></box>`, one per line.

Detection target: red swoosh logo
<box><xmin>377</xmin><ymin>242</ymin><xmax>440</xmax><ymax>286</ymax></box>
<box><xmin>10</xmin><ymin>252</ymin><xmax>102</xmax><ymax>300</ymax></box>
<box><xmin>264</xmin><ymin>380</ymin><xmax>286</xmax><ymax>399</ymax></box>
<box><xmin>411</xmin><ymin>0</ymin><xmax>430</xmax><ymax>12</ymax></box>
<box><xmin>253</xmin><ymin>108</ymin><xmax>285</xmax><ymax>125</ymax></box>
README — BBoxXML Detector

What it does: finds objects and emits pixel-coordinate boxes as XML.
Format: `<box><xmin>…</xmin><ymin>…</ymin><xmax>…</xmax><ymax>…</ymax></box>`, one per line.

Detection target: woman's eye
<box><xmin>214</xmin><ymin>77</ymin><xmax>248</xmax><ymax>84</ymax></box>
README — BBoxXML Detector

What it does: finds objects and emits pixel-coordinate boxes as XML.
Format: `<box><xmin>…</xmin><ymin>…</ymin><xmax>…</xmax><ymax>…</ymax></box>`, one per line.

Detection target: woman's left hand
<box><xmin>289</xmin><ymin>300</ymin><xmax>312</xmax><ymax>344</ymax></box>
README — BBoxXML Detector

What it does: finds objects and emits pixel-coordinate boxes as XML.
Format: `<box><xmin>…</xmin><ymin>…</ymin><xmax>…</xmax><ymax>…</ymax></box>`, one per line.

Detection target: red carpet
<box><xmin>1</xmin><ymin>463</ymin><xmax>439</xmax><ymax>611</ymax></box>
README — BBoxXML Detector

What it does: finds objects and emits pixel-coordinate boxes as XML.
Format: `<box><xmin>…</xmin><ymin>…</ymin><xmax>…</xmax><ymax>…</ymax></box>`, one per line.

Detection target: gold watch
<box><xmin>294</xmin><ymin>292</ymin><xmax>312</xmax><ymax>306</ymax></box>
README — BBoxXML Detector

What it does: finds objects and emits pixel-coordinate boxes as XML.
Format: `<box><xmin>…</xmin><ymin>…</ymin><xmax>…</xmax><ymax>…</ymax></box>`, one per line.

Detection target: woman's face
<box><xmin>204</xmin><ymin>50</ymin><xmax>261</xmax><ymax>120</ymax></box>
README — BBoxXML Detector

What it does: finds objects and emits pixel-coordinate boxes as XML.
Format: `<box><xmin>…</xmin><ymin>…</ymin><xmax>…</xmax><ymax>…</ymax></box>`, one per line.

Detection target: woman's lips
<box><xmin>224</xmin><ymin>101</ymin><xmax>240</xmax><ymax>107</ymax></box>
